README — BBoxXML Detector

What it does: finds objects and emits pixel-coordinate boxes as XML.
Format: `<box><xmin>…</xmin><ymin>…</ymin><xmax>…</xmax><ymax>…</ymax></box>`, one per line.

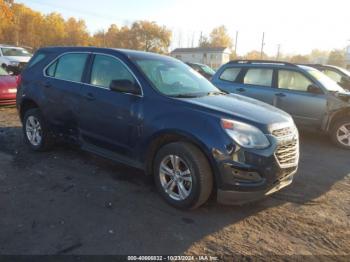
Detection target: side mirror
<box><xmin>307</xmin><ymin>84</ymin><xmax>323</xmax><ymax>94</ymax></box>
<box><xmin>110</xmin><ymin>79</ymin><xmax>141</xmax><ymax>95</ymax></box>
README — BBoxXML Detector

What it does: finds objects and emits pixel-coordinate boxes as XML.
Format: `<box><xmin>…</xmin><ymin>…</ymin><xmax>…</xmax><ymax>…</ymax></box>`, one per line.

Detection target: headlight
<box><xmin>221</xmin><ymin>119</ymin><xmax>270</xmax><ymax>149</ymax></box>
<box><xmin>9</xmin><ymin>61</ymin><xmax>19</xmax><ymax>66</ymax></box>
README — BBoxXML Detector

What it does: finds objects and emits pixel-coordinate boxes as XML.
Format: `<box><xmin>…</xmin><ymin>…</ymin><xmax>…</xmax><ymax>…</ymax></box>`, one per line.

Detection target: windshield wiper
<box><xmin>169</xmin><ymin>93</ymin><xmax>202</xmax><ymax>98</ymax></box>
<box><xmin>207</xmin><ymin>91</ymin><xmax>228</xmax><ymax>96</ymax></box>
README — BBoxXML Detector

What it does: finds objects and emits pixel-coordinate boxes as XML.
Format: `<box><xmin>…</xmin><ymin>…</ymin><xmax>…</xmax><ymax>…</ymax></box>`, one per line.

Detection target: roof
<box><xmin>171</xmin><ymin>47</ymin><xmax>229</xmax><ymax>54</ymax></box>
<box><xmin>37</xmin><ymin>46</ymin><xmax>175</xmax><ymax>61</ymax></box>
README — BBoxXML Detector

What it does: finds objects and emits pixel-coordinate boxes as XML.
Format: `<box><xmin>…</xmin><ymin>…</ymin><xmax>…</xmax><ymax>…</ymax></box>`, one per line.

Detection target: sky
<box><xmin>16</xmin><ymin>0</ymin><xmax>350</xmax><ymax>56</ymax></box>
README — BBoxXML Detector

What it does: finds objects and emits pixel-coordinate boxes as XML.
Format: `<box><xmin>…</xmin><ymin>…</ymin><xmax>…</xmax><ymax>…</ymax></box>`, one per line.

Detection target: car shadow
<box><xmin>0</xmin><ymin>123</ymin><xmax>349</xmax><ymax>255</ymax></box>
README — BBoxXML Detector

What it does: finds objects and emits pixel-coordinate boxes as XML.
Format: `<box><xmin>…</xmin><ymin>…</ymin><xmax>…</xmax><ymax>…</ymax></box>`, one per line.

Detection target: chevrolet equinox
<box><xmin>17</xmin><ymin>47</ymin><xmax>299</xmax><ymax>209</ymax></box>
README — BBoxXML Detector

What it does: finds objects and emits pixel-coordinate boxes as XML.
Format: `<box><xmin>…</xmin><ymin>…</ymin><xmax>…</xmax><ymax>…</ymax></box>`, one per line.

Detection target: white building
<box><xmin>170</xmin><ymin>47</ymin><xmax>231</xmax><ymax>69</ymax></box>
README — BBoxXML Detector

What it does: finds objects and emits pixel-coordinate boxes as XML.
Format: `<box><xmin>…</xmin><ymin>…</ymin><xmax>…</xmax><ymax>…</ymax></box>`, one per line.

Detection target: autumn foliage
<box><xmin>0</xmin><ymin>1</ymin><xmax>172</xmax><ymax>53</ymax></box>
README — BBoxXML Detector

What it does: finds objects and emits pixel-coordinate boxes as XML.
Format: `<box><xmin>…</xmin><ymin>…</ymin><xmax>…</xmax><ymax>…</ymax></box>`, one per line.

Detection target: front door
<box><xmin>275</xmin><ymin>69</ymin><xmax>327</xmax><ymax>127</ymax></box>
<box><xmin>78</xmin><ymin>54</ymin><xmax>143</xmax><ymax>157</ymax></box>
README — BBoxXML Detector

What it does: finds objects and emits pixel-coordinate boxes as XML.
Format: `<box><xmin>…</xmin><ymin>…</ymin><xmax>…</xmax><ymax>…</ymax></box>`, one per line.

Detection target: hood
<box><xmin>183</xmin><ymin>94</ymin><xmax>293</xmax><ymax>129</ymax></box>
<box><xmin>3</xmin><ymin>56</ymin><xmax>31</xmax><ymax>63</ymax></box>
<box><xmin>0</xmin><ymin>75</ymin><xmax>18</xmax><ymax>89</ymax></box>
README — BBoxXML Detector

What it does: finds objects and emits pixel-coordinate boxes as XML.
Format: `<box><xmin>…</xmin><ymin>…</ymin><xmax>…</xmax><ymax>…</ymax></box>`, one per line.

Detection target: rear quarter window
<box><xmin>219</xmin><ymin>67</ymin><xmax>241</xmax><ymax>82</ymax></box>
<box><xmin>26</xmin><ymin>53</ymin><xmax>47</xmax><ymax>69</ymax></box>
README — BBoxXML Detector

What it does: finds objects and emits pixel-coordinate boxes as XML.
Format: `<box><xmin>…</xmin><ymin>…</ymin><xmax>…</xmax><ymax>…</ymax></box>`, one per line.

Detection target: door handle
<box><xmin>275</xmin><ymin>92</ymin><xmax>286</xmax><ymax>97</ymax></box>
<box><xmin>84</xmin><ymin>92</ymin><xmax>96</xmax><ymax>101</ymax></box>
<box><xmin>237</xmin><ymin>88</ymin><xmax>246</xmax><ymax>92</ymax></box>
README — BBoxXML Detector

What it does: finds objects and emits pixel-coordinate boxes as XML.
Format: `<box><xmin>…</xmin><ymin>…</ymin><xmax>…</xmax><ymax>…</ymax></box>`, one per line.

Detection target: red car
<box><xmin>0</xmin><ymin>66</ymin><xmax>19</xmax><ymax>106</ymax></box>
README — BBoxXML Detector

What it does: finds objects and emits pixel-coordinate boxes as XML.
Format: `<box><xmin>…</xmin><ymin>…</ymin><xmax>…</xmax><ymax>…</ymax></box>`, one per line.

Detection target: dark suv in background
<box><xmin>17</xmin><ymin>48</ymin><xmax>299</xmax><ymax>209</ymax></box>
<box><xmin>212</xmin><ymin>60</ymin><xmax>350</xmax><ymax>149</ymax></box>
<box><xmin>186</xmin><ymin>62</ymin><xmax>216</xmax><ymax>80</ymax></box>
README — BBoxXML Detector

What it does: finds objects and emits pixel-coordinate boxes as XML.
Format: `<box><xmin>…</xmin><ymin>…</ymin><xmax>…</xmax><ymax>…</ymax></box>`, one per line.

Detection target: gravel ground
<box><xmin>0</xmin><ymin>107</ymin><xmax>349</xmax><ymax>260</ymax></box>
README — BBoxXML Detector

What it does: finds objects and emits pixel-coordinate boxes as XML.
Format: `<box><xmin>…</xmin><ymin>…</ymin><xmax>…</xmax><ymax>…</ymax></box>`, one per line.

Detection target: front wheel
<box><xmin>154</xmin><ymin>142</ymin><xmax>213</xmax><ymax>209</ymax></box>
<box><xmin>330</xmin><ymin>118</ymin><xmax>350</xmax><ymax>149</ymax></box>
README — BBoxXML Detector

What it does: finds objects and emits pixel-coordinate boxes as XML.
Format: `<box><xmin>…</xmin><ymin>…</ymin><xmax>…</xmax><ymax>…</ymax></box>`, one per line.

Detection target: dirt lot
<box><xmin>0</xmin><ymin>107</ymin><xmax>349</xmax><ymax>259</ymax></box>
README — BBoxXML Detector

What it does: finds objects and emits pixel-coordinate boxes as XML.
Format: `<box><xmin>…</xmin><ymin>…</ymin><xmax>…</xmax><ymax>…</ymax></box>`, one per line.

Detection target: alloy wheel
<box><xmin>336</xmin><ymin>123</ymin><xmax>350</xmax><ymax>147</ymax></box>
<box><xmin>26</xmin><ymin>115</ymin><xmax>42</xmax><ymax>146</ymax></box>
<box><xmin>159</xmin><ymin>155</ymin><xmax>193</xmax><ymax>201</ymax></box>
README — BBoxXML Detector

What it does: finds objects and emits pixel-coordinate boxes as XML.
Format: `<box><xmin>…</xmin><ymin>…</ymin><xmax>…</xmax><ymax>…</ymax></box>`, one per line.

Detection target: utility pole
<box><xmin>276</xmin><ymin>44</ymin><xmax>281</xmax><ymax>60</ymax></box>
<box><xmin>199</xmin><ymin>31</ymin><xmax>203</xmax><ymax>46</ymax></box>
<box><xmin>191</xmin><ymin>32</ymin><xmax>195</xmax><ymax>47</ymax></box>
<box><xmin>234</xmin><ymin>31</ymin><xmax>239</xmax><ymax>57</ymax></box>
<box><xmin>260</xmin><ymin>32</ymin><xmax>265</xmax><ymax>59</ymax></box>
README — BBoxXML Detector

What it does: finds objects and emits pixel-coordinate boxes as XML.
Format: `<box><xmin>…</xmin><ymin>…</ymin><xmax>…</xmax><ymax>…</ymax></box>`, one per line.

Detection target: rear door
<box><xmin>274</xmin><ymin>69</ymin><xmax>327</xmax><ymax>127</ymax></box>
<box><xmin>43</xmin><ymin>52</ymin><xmax>90</xmax><ymax>133</ymax></box>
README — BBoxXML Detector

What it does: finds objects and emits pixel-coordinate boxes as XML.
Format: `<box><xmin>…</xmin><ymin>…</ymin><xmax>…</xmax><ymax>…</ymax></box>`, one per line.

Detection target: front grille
<box><xmin>272</xmin><ymin>126</ymin><xmax>294</xmax><ymax>138</ymax></box>
<box><xmin>275</xmin><ymin>140</ymin><xmax>299</xmax><ymax>168</ymax></box>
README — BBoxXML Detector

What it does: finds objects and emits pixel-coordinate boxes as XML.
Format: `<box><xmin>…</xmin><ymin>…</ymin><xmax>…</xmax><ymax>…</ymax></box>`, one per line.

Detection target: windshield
<box><xmin>200</xmin><ymin>64</ymin><xmax>216</xmax><ymax>75</ymax></box>
<box><xmin>1</xmin><ymin>48</ymin><xmax>32</xmax><ymax>57</ymax></box>
<box><xmin>0</xmin><ymin>66</ymin><xmax>9</xmax><ymax>76</ymax></box>
<box><xmin>133</xmin><ymin>57</ymin><xmax>220</xmax><ymax>97</ymax></box>
<box><xmin>306</xmin><ymin>68</ymin><xmax>345</xmax><ymax>92</ymax></box>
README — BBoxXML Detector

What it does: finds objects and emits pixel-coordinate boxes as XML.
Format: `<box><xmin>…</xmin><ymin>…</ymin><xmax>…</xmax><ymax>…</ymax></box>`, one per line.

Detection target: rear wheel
<box><xmin>23</xmin><ymin>108</ymin><xmax>54</xmax><ymax>151</ymax></box>
<box><xmin>330</xmin><ymin>118</ymin><xmax>350</xmax><ymax>149</ymax></box>
<box><xmin>154</xmin><ymin>142</ymin><xmax>213</xmax><ymax>209</ymax></box>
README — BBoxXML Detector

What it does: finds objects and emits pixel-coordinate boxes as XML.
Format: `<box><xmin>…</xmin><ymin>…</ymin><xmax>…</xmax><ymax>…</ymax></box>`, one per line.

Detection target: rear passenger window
<box><xmin>46</xmin><ymin>53</ymin><xmax>88</xmax><ymax>82</ymax></box>
<box><xmin>278</xmin><ymin>70</ymin><xmax>312</xmax><ymax>92</ymax></box>
<box><xmin>244</xmin><ymin>68</ymin><xmax>273</xmax><ymax>87</ymax></box>
<box><xmin>220</xmin><ymin>67</ymin><xmax>241</xmax><ymax>82</ymax></box>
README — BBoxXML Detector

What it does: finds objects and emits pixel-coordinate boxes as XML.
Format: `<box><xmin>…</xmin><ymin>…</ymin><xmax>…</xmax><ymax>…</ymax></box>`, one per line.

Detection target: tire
<box><xmin>153</xmin><ymin>142</ymin><xmax>213</xmax><ymax>209</ymax></box>
<box><xmin>330</xmin><ymin>117</ymin><xmax>350</xmax><ymax>150</ymax></box>
<box><xmin>23</xmin><ymin>108</ymin><xmax>54</xmax><ymax>151</ymax></box>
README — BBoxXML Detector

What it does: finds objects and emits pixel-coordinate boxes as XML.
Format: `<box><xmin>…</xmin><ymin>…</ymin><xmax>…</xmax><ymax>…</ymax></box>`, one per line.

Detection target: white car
<box><xmin>0</xmin><ymin>45</ymin><xmax>33</xmax><ymax>74</ymax></box>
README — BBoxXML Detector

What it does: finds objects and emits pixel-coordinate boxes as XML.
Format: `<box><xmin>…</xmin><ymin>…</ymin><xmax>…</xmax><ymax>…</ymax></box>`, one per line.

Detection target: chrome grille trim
<box><xmin>271</xmin><ymin>124</ymin><xmax>299</xmax><ymax>168</ymax></box>
<box><xmin>275</xmin><ymin>140</ymin><xmax>299</xmax><ymax>168</ymax></box>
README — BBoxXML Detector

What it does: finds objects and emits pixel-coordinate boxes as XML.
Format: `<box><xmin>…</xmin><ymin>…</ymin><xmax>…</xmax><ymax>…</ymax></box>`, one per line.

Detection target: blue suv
<box><xmin>212</xmin><ymin>60</ymin><xmax>350</xmax><ymax>149</ymax></box>
<box><xmin>17</xmin><ymin>48</ymin><xmax>299</xmax><ymax>209</ymax></box>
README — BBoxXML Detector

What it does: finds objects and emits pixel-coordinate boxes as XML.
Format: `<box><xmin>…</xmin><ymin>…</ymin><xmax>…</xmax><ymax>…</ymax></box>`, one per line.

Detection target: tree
<box><xmin>0</xmin><ymin>0</ymin><xmax>14</xmax><ymax>43</ymax></box>
<box><xmin>245</xmin><ymin>50</ymin><xmax>268</xmax><ymax>60</ymax></box>
<box><xmin>64</xmin><ymin>18</ymin><xmax>90</xmax><ymax>46</ymax></box>
<box><xmin>198</xmin><ymin>35</ymin><xmax>211</xmax><ymax>48</ymax></box>
<box><xmin>0</xmin><ymin>0</ymin><xmax>13</xmax><ymax>19</ymax></box>
<box><xmin>199</xmin><ymin>26</ymin><xmax>233</xmax><ymax>48</ymax></box>
<box><xmin>328</xmin><ymin>49</ymin><xmax>346</xmax><ymax>67</ymax></box>
<box><xmin>0</xmin><ymin>1</ymin><xmax>172</xmax><ymax>53</ymax></box>
<box><xmin>289</xmin><ymin>55</ymin><xmax>310</xmax><ymax>64</ymax></box>
<box><xmin>41</xmin><ymin>13</ymin><xmax>67</xmax><ymax>47</ymax></box>
<box><xmin>309</xmin><ymin>49</ymin><xmax>329</xmax><ymax>63</ymax></box>
<box><xmin>209</xmin><ymin>25</ymin><xmax>233</xmax><ymax>48</ymax></box>
<box><xmin>128</xmin><ymin>21</ymin><xmax>171</xmax><ymax>53</ymax></box>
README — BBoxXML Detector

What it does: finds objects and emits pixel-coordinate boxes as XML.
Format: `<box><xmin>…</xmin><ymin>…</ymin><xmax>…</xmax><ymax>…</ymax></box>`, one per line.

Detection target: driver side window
<box><xmin>90</xmin><ymin>54</ymin><xmax>136</xmax><ymax>89</ymax></box>
<box><xmin>278</xmin><ymin>70</ymin><xmax>312</xmax><ymax>92</ymax></box>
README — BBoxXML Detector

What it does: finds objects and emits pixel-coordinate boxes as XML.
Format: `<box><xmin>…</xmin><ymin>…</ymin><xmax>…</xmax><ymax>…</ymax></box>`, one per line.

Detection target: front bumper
<box><xmin>214</xmin><ymin>126</ymin><xmax>299</xmax><ymax>205</ymax></box>
<box><xmin>217</xmin><ymin>169</ymin><xmax>296</xmax><ymax>205</ymax></box>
